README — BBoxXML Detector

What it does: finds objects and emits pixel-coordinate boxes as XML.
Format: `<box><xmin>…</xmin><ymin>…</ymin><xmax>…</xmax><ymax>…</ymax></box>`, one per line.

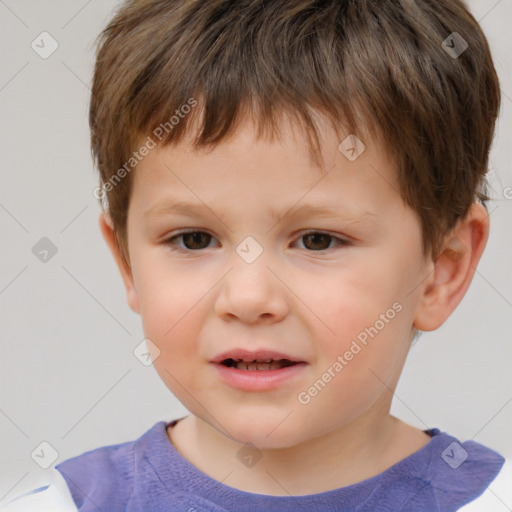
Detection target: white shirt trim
<box><xmin>0</xmin><ymin>469</ymin><xmax>78</xmax><ymax>512</ymax></box>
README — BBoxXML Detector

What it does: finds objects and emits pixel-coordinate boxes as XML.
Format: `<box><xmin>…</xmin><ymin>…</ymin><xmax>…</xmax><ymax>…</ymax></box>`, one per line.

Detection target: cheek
<box><xmin>306</xmin><ymin>267</ymin><xmax>411</xmax><ymax>396</ymax></box>
<box><xmin>308</xmin><ymin>265</ymin><xmax>397</xmax><ymax>341</ymax></box>
<box><xmin>140</xmin><ymin>272</ymin><xmax>208</xmax><ymax>403</ymax></box>
<box><xmin>131</xmin><ymin>254</ymin><xmax>208</xmax><ymax>361</ymax></box>
<box><xmin>300</xmin><ymin>313</ymin><xmax>409</xmax><ymax>431</ymax></box>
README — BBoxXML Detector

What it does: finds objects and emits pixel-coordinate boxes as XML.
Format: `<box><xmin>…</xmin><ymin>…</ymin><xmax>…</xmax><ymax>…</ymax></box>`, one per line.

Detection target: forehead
<box><xmin>177</xmin><ymin>109</ymin><xmax>331</xmax><ymax>169</ymax></box>
<box><xmin>131</xmin><ymin>115</ymin><xmax>399</xmax><ymax>219</ymax></box>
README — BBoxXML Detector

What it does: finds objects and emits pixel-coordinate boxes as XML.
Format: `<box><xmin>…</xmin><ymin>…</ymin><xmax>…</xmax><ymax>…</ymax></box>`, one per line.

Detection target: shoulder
<box><xmin>52</xmin><ymin>423</ymin><xmax>168</xmax><ymax>511</ymax></box>
<box><xmin>54</xmin><ymin>433</ymin><xmax>136</xmax><ymax>510</ymax></box>
<box><xmin>409</xmin><ymin>430</ymin><xmax>510</xmax><ymax>511</ymax></box>
<box><xmin>361</xmin><ymin>428</ymin><xmax>509</xmax><ymax>511</ymax></box>
<box><xmin>1</xmin><ymin>422</ymin><xmax>169</xmax><ymax>512</ymax></box>
<box><xmin>0</xmin><ymin>438</ymin><xmax>135</xmax><ymax>512</ymax></box>
<box><xmin>0</xmin><ymin>469</ymin><xmax>77</xmax><ymax>512</ymax></box>
<box><xmin>456</xmin><ymin>458</ymin><xmax>512</xmax><ymax>511</ymax></box>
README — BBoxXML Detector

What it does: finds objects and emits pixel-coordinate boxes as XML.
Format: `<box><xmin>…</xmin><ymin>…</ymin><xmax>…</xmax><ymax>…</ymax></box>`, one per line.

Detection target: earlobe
<box><xmin>98</xmin><ymin>212</ymin><xmax>140</xmax><ymax>314</ymax></box>
<box><xmin>413</xmin><ymin>203</ymin><xmax>489</xmax><ymax>331</ymax></box>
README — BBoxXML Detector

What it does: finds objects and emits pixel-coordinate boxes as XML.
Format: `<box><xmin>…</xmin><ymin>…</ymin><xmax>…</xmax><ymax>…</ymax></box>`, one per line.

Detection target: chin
<box><xmin>219</xmin><ymin>414</ymin><xmax>305</xmax><ymax>450</ymax></box>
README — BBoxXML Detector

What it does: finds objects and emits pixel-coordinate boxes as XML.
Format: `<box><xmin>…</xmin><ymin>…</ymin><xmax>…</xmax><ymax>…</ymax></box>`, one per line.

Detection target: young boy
<box><xmin>2</xmin><ymin>0</ymin><xmax>511</xmax><ymax>510</ymax></box>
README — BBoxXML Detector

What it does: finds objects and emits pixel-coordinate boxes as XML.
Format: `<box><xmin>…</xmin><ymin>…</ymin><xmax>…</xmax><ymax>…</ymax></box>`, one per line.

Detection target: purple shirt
<box><xmin>55</xmin><ymin>419</ymin><xmax>504</xmax><ymax>512</ymax></box>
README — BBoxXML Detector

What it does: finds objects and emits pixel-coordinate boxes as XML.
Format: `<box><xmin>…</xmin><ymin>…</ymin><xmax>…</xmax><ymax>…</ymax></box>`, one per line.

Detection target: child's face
<box><xmin>117</xmin><ymin>115</ymin><xmax>432</xmax><ymax>448</ymax></box>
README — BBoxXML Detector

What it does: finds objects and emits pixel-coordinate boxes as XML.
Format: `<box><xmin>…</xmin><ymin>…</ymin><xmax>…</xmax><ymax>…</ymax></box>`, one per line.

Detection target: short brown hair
<box><xmin>90</xmin><ymin>0</ymin><xmax>500</xmax><ymax>267</ymax></box>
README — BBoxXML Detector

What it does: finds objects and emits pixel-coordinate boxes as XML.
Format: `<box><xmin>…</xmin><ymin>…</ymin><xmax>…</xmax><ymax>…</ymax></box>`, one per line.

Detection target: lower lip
<box><xmin>210</xmin><ymin>362</ymin><xmax>307</xmax><ymax>391</ymax></box>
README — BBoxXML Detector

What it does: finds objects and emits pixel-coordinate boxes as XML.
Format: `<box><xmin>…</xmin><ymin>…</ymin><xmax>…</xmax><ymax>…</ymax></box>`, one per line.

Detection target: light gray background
<box><xmin>1</xmin><ymin>0</ymin><xmax>511</xmax><ymax>500</ymax></box>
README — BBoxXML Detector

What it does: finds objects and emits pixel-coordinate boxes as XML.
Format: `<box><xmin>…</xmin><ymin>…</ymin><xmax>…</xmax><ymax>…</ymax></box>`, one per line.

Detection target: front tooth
<box><xmin>235</xmin><ymin>361</ymin><xmax>284</xmax><ymax>370</ymax></box>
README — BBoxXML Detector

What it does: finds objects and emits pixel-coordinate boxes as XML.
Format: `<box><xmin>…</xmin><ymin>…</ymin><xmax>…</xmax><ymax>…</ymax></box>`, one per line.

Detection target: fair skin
<box><xmin>100</xmin><ymin>112</ymin><xmax>489</xmax><ymax>496</ymax></box>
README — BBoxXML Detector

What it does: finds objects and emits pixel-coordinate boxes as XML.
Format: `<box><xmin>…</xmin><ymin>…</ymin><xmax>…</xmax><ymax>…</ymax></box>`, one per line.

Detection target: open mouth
<box><xmin>212</xmin><ymin>354</ymin><xmax>307</xmax><ymax>390</ymax></box>
<box><xmin>220</xmin><ymin>358</ymin><xmax>298</xmax><ymax>370</ymax></box>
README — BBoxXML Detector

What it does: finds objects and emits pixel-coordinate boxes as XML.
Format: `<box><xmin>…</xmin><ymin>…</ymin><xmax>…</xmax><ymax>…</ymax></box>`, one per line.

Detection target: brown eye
<box><xmin>297</xmin><ymin>232</ymin><xmax>349</xmax><ymax>251</ymax></box>
<box><xmin>302</xmin><ymin>233</ymin><xmax>332</xmax><ymax>250</ymax></box>
<box><xmin>166</xmin><ymin>231</ymin><xmax>215</xmax><ymax>251</ymax></box>
<box><xmin>181</xmin><ymin>232</ymin><xmax>212</xmax><ymax>249</ymax></box>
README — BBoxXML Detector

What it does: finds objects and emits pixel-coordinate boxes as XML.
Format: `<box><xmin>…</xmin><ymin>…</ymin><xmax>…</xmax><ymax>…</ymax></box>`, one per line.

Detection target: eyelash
<box><xmin>163</xmin><ymin>230</ymin><xmax>351</xmax><ymax>254</ymax></box>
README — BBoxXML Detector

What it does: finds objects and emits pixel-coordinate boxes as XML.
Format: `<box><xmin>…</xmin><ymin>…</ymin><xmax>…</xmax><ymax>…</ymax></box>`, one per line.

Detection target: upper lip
<box><xmin>210</xmin><ymin>348</ymin><xmax>306</xmax><ymax>364</ymax></box>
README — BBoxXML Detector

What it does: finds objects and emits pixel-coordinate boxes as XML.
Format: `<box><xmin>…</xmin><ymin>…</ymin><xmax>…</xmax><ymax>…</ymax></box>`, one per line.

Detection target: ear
<box><xmin>413</xmin><ymin>202</ymin><xmax>489</xmax><ymax>331</ymax></box>
<box><xmin>98</xmin><ymin>212</ymin><xmax>140</xmax><ymax>314</ymax></box>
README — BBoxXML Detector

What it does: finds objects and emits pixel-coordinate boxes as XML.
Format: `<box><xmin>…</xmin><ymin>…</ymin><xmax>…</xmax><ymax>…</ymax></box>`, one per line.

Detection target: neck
<box><xmin>167</xmin><ymin>409</ymin><xmax>431</xmax><ymax>496</ymax></box>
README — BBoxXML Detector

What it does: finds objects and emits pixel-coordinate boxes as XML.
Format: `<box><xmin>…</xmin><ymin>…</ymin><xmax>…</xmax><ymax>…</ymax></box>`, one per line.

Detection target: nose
<box><xmin>214</xmin><ymin>256</ymin><xmax>289</xmax><ymax>324</ymax></box>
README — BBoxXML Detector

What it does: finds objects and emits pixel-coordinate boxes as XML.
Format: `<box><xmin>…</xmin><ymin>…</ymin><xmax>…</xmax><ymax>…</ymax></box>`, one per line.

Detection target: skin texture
<box><xmin>99</xmin><ymin>113</ymin><xmax>489</xmax><ymax>496</ymax></box>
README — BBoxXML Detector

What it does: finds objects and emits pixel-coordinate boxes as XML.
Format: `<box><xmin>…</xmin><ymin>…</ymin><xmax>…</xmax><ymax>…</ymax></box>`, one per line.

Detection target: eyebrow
<box><xmin>145</xmin><ymin>199</ymin><xmax>218</xmax><ymax>218</ymax></box>
<box><xmin>144</xmin><ymin>198</ymin><xmax>377</xmax><ymax>224</ymax></box>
